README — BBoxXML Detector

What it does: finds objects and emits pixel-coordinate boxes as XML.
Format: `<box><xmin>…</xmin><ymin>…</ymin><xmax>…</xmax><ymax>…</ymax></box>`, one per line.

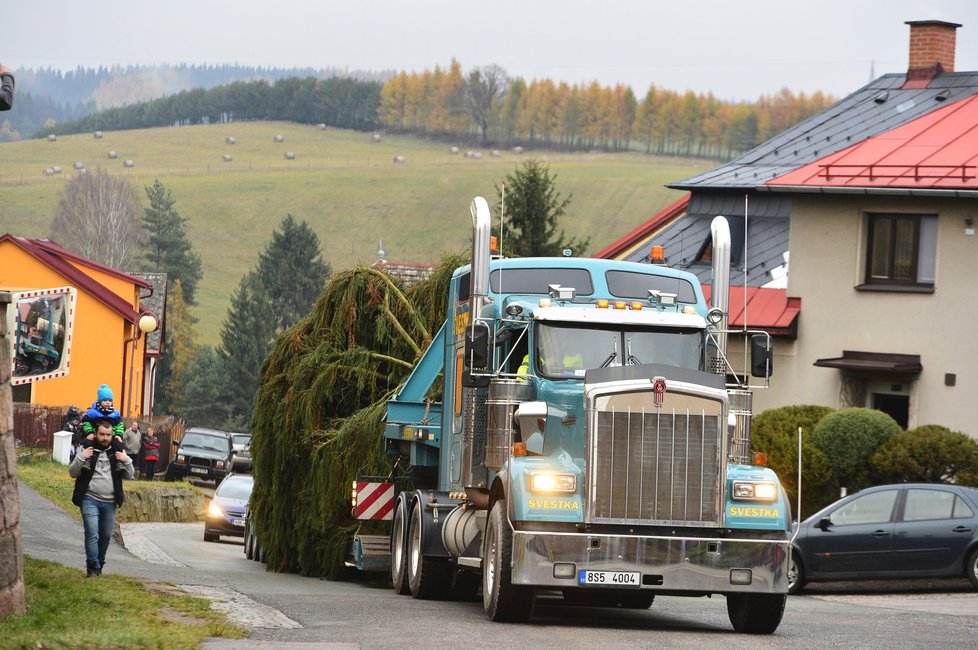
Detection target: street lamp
<box><xmin>123</xmin><ymin>312</ymin><xmax>159</xmax><ymax>417</ymax></box>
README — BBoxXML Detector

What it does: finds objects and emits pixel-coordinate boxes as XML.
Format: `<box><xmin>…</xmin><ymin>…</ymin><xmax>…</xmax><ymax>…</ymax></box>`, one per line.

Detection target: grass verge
<box><xmin>16</xmin><ymin>457</ymin><xmax>204</xmax><ymax>522</ymax></box>
<box><xmin>0</xmin><ymin>556</ymin><xmax>247</xmax><ymax>649</ymax></box>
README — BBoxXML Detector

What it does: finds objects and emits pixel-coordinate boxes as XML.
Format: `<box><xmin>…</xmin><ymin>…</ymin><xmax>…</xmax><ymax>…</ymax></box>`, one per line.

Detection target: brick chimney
<box><xmin>903</xmin><ymin>20</ymin><xmax>961</xmax><ymax>88</ymax></box>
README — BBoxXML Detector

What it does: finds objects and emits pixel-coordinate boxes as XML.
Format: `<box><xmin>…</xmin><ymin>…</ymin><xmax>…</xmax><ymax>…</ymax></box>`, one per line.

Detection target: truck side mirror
<box><xmin>750</xmin><ymin>334</ymin><xmax>773</xmax><ymax>378</ymax></box>
<box><xmin>464</xmin><ymin>324</ymin><xmax>489</xmax><ymax>370</ymax></box>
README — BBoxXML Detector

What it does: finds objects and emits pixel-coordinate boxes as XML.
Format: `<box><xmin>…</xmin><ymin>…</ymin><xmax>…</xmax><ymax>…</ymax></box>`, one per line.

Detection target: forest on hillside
<box><xmin>10</xmin><ymin>60</ymin><xmax>835</xmax><ymax>159</ymax></box>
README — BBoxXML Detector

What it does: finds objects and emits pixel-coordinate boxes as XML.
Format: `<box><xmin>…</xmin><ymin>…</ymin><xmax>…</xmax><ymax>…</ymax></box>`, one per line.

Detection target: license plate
<box><xmin>578</xmin><ymin>570</ymin><xmax>640</xmax><ymax>586</ymax></box>
<box><xmin>190</xmin><ymin>467</ymin><xmax>208</xmax><ymax>475</ymax></box>
<box><xmin>231</xmin><ymin>519</ymin><xmax>246</xmax><ymax>527</ymax></box>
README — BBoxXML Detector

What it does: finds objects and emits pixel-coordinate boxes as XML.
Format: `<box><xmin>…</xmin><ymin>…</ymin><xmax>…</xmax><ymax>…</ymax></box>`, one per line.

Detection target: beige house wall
<box><xmin>778</xmin><ymin>193</ymin><xmax>978</xmax><ymax>437</ymax></box>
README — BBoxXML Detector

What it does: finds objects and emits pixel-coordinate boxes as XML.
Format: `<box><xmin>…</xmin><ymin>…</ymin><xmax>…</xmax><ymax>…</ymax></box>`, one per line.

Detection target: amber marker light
<box><xmin>597</xmin><ymin>299</ymin><xmax>609</xmax><ymax>309</ymax></box>
<box><xmin>630</xmin><ymin>301</ymin><xmax>643</xmax><ymax>310</ymax></box>
<box><xmin>614</xmin><ymin>301</ymin><xmax>627</xmax><ymax>310</ymax></box>
<box><xmin>490</xmin><ymin>236</ymin><xmax>499</xmax><ymax>253</ymax></box>
<box><xmin>650</xmin><ymin>245</ymin><xmax>665</xmax><ymax>263</ymax></box>
<box><xmin>512</xmin><ymin>442</ymin><xmax>527</xmax><ymax>456</ymax></box>
<box><xmin>753</xmin><ymin>452</ymin><xmax>768</xmax><ymax>466</ymax></box>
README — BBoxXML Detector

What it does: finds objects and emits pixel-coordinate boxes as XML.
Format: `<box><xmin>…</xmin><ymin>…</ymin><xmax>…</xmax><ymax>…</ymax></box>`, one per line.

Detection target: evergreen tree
<box><xmin>216</xmin><ymin>215</ymin><xmax>330</xmax><ymax>428</ymax></box>
<box><xmin>494</xmin><ymin>160</ymin><xmax>589</xmax><ymax>258</ymax></box>
<box><xmin>255</xmin><ymin>215</ymin><xmax>331</xmax><ymax>335</ymax></box>
<box><xmin>141</xmin><ymin>180</ymin><xmax>203</xmax><ymax>306</ymax></box>
<box><xmin>218</xmin><ymin>270</ymin><xmax>276</xmax><ymax>430</ymax></box>
<box><xmin>178</xmin><ymin>346</ymin><xmax>232</xmax><ymax>429</ymax></box>
<box><xmin>155</xmin><ymin>279</ymin><xmax>198</xmax><ymax>416</ymax></box>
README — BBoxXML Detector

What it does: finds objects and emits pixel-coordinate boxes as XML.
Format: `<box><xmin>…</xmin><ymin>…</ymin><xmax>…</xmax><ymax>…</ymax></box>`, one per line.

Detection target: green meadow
<box><xmin>0</xmin><ymin>121</ymin><xmax>710</xmax><ymax>344</ymax></box>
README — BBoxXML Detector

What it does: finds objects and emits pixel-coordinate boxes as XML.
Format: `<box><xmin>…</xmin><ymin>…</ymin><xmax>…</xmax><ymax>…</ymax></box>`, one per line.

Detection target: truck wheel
<box><xmin>726</xmin><ymin>593</ymin><xmax>786</xmax><ymax>634</ymax></box>
<box><xmin>483</xmin><ymin>499</ymin><xmax>535</xmax><ymax>622</ymax></box>
<box><xmin>390</xmin><ymin>497</ymin><xmax>410</xmax><ymax>595</ymax></box>
<box><xmin>966</xmin><ymin>548</ymin><xmax>978</xmax><ymax>589</ymax></box>
<box><xmin>787</xmin><ymin>551</ymin><xmax>805</xmax><ymax>595</ymax></box>
<box><xmin>407</xmin><ymin>499</ymin><xmax>451</xmax><ymax>599</ymax></box>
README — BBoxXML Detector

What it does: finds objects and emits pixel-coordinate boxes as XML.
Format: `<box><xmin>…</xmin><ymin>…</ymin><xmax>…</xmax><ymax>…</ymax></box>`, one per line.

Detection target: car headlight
<box><xmin>528</xmin><ymin>472</ymin><xmax>576</xmax><ymax>494</ymax></box>
<box><xmin>208</xmin><ymin>501</ymin><xmax>224</xmax><ymax>517</ymax></box>
<box><xmin>732</xmin><ymin>481</ymin><xmax>778</xmax><ymax>502</ymax></box>
<box><xmin>176</xmin><ymin>454</ymin><xmax>185</xmax><ymax>463</ymax></box>
<box><xmin>216</xmin><ymin>460</ymin><xmax>225</xmax><ymax>469</ymax></box>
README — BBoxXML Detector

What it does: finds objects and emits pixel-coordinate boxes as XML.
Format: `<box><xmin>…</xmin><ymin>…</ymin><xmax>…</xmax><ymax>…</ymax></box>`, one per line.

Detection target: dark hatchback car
<box><xmin>204</xmin><ymin>473</ymin><xmax>253</xmax><ymax>542</ymax></box>
<box><xmin>790</xmin><ymin>483</ymin><xmax>978</xmax><ymax>594</ymax></box>
<box><xmin>166</xmin><ymin>427</ymin><xmax>233</xmax><ymax>483</ymax></box>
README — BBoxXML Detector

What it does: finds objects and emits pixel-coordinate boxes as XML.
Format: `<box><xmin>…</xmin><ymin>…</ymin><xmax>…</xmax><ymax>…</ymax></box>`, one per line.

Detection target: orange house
<box><xmin>0</xmin><ymin>234</ymin><xmax>160</xmax><ymax>417</ymax></box>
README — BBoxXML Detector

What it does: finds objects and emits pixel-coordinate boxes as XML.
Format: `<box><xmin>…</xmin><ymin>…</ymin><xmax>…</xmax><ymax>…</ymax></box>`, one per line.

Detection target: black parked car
<box><xmin>166</xmin><ymin>427</ymin><xmax>233</xmax><ymax>483</ymax></box>
<box><xmin>789</xmin><ymin>483</ymin><xmax>978</xmax><ymax>594</ymax></box>
<box><xmin>204</xmin><ymin>473</ymin><xmax>253</xmax><ymax>542</ymax></box>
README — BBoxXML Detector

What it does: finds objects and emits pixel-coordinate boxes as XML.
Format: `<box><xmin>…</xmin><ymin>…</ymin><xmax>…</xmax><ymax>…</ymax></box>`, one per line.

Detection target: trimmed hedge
<box><xmin>870</xmin><ymin>425</ymin><xmax>978</xmax><ymax>486</ymax></box>
<box><xmin>811</xmin><ymin>407</ymin><xmax>900</xmax><ymax>493</ymax></box>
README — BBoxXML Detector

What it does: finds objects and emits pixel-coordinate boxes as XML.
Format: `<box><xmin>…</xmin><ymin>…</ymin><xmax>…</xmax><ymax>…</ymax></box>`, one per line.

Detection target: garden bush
<box><xmin>811</xmin><ymin>407</ymin><xmax>900</xmax><ymax>493</ymax></box>
<box><xmin>752</xmin><ymin>405</ymin><xmax>835</xmax><ymax>517</ymax></box>
<box><xmin>870</xmin><ymin>424</ymin><xmax>978</xmax><ymax>486</ymax></box>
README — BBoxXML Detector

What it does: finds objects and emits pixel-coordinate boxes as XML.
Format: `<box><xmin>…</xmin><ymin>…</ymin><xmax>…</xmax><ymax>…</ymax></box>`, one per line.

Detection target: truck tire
<box><xmin>407</xmin><ymin>499</ymin><xmax>451</xmax><ymax>599</ymax></box>
<box><xmin>483</xmin><ymin>499</ymin><xmax>535</xmax><ymax>622</ymax></box>
<box><xmin>390</xmin><ymin>497</ymin><xmax>410</xmax><ymax>595</ymax></box>
<box><xmin>787</xmin><ymin>551</ymin><xmax>805</xmax><ymax>595</ymax></box>
<box><xmin>726</xmin><ymin>592</ymin><xmax>786</xmax><ymax>634</ymax></box>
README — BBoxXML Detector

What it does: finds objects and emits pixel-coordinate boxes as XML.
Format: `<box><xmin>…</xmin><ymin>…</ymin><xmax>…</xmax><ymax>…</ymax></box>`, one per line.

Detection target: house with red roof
<box><xmin>0</xmin><ymin>234</ymin><xmax>160</xmax><ymax>417</ymax></box>
<box><xmin>598</xmin><ymin>20</ymin><xmax>977</xmax><ymax>436</ymax></box>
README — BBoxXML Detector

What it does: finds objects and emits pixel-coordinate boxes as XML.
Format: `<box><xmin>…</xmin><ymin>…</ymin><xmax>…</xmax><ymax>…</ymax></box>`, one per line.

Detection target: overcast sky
<box><xmin>6</xmin><ymin>0</ymin><xmax>978</xmax><ymax>101</ymax></box>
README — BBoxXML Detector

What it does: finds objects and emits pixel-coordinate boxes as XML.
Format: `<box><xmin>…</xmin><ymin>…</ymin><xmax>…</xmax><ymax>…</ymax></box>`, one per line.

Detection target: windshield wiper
<box><xmin>600</xmin><ymin>351</ymin><xmax>618</xmax><ymax>368</ymax></box>
<box><xmin>626</xmin><ymin>339</ymin><xmax>641</xmax><ymax>365</ymax></box>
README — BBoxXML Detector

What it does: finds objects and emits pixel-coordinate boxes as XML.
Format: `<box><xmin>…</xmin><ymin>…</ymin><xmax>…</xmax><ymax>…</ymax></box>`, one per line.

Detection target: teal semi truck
<box><xmin>353</xmin><ymin>196</ymin><xmax>790</xmax><ymax>633</ymax></box>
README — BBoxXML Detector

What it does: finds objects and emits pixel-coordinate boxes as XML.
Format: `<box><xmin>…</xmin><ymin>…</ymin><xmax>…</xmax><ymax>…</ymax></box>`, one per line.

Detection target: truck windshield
<box><xmin>535</xmin><ymin>322</ymin><xmax>704</xmax><ymax>378</ymax></box>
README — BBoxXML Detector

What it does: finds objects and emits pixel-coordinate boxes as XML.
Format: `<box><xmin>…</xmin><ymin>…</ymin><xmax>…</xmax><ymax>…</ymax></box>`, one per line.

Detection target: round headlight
<box><xmin>707</xmin><ymin>308</ymin><xmax>724</xmax><ymax>325</ymax></box>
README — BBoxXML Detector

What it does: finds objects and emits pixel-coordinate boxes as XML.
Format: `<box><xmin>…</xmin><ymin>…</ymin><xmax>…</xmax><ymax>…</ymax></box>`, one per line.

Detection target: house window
<box><xmin>864</xmin><ymin>214</ymin><xmax>936</xmax><ymax>288</ymax></box>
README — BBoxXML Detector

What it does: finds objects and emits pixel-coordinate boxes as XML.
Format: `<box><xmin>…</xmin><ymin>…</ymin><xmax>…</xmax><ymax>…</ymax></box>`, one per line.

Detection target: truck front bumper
<box><xmin>511</xmin><ymin>529</ymin><xmax>789</xmax><ymax>594</ymax></box>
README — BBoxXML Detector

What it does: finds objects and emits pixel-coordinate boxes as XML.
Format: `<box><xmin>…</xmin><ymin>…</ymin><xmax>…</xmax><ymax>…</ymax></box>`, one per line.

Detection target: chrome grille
<box><xmin>588</xmin><ymin>402</ymin><xmax>722</xmax><ymax>527</ymax></box>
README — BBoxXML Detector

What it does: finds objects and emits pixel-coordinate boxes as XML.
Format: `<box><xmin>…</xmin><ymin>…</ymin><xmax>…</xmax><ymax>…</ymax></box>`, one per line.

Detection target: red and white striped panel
<box><xmin>355</xmin><ymin>482</ymin><xmax>395</xmax><ymax>520</ymax></box>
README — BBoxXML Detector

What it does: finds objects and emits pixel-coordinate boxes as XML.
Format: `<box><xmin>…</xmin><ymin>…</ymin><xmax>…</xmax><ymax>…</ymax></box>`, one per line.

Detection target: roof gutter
<box><xmin>757</xmin><ymin>184</ymin><xmax>978</xmax><ymax>198</ymax></box>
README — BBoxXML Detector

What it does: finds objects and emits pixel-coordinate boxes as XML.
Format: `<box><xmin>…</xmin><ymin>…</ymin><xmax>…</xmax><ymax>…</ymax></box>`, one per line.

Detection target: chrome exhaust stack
<box><xmin>710</xmin><ymin>215</ymin><xmax>731</xmax><ymax>368</ymax></box>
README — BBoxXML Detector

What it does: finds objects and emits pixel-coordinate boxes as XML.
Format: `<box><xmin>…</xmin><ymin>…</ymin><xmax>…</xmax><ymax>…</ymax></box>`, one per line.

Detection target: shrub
<box><xmin>870</xmin><ymin>425</ymin><xmax>978</xmax><ymax>486</ymax></box>
<box><xmin>752</xmin><ymin>405</ymin><xmax>836</xmax><ymax>517</ymax></box>
<box><xmin>811</xmin><ymin>408</ymin><xmax>901</xmax><ymax>492</ymax></box>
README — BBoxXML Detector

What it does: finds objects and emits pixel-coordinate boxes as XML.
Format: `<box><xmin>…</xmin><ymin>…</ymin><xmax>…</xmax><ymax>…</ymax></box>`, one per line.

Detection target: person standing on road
<box><xmin>123</xmin><ymin>421</ymin><xmax>142</xmax><ymax>478</ymax></box>
<box><xmin>0</xmin><ymin>63</ymin><xmax>13</xmax><ymax>111</ymax></box>
<box><xmin>69</xmin><ymin>421</ymin><xmax>134</xmax><ymax>577</ymax></box>
<box><xmin>141</xmin><ymin>426</ymin><xmax>160</xmax><ymax>482</ymax></box>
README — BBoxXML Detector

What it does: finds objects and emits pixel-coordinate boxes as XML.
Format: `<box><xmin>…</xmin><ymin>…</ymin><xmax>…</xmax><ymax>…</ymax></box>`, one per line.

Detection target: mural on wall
<box><xmin>8</xmin><ymin>286</ymin><xmax>76</xmax><ymax>384</ymax></box>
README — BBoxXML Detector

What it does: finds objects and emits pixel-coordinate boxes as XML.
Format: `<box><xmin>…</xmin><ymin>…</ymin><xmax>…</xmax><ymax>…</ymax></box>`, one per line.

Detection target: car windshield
<box><xmin>535</xmin><ymin>322</ymin><xmax>705</xmax><ymax>379</ymax></box>
<box><xmin>216</xmin><ymin>478</ymin><xmax>253</xmax><ymax>500</ymax></box>
<box><xmin>182</xmin><ymin>433</ymin><xmax>229</xmax><ymax>453</ymax></box>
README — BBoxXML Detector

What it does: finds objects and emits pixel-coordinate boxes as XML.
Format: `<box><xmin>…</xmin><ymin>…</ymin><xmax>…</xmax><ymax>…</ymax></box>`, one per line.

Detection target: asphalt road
<box><xmin>19</xmin><ymin>484</ymin><xmax>978</xmax><ymax>649</ymax></box>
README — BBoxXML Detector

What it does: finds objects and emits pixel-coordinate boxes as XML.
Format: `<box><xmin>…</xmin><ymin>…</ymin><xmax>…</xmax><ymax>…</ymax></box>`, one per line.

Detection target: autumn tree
<box><xmin>495</xmin><ymin>160</ymin><xmax>589</xmax><ymax>257</ymax></box>
<box><xmin>465</xmin><ymin>64</ymin><xmax>508</xmax><ymax>142</ymax></box>
<box><xmin>141</xmin><ymin>180</ymin><xmax>203</xmax><ymax>306</ymax></box>
<box><xmin>49</xmin><ymin>168</ymin><xmax>143</xmax><ymax>269</ymax></box>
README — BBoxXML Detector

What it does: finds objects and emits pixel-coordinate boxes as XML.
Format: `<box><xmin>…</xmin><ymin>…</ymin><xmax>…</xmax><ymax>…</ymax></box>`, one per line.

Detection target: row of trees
<box><xmin>37</xmin><ymin>76</ymin><xmax>383</xmax><ymax>137</ymax></box>
<box><xmin>33</xmin><ymin>60</ymin><xmax>838</xmax><ymax>160</ymax></box>
<box><xmin>378</xmin><ymin>60</ymin><xmax>837</xmax><ymax>157</ymax></box>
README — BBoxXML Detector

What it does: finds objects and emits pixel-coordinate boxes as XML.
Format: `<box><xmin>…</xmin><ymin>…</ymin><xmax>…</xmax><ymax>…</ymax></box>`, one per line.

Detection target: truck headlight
<box><xmin>528</xmin><ymin>472</ymin><xmax>576</xmax><ymax>493</ymax></box>
<box><xmin>732</xmin><ymin>481</ymin><xmax>778</xmax><ymax>502</ymax></box>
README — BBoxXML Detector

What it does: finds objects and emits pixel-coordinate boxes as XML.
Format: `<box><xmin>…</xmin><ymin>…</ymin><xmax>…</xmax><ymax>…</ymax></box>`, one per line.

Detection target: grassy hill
<box><xmin>0</xmin><ymin>122</ymin><xmax>710</xmax><ymax>345</ymax></box>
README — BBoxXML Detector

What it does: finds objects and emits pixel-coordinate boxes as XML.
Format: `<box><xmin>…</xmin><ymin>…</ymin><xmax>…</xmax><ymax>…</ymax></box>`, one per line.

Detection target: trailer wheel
<box><xmin>483</xmin><ymin>499</ymin><xmax>535</xmax><ymax>622</ymax></box>
<box><xmin>407</xmin><ymin>499</ymin><xmax>451</xmax><ymax>599</ymax></box>
<box><xmin>726</xmin><ymin>592</ymin><xmax>786</xmax><ymax>634</ymax></box>
<box><xmin>390</xmin><ymin>497</ymin><xmax>410</xmax><ymax>595</ymax></box>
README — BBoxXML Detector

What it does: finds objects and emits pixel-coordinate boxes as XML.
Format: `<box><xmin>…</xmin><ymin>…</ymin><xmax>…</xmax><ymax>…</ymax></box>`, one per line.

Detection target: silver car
<box><xmin>230</xmin><ymin>433</ymin><xmax>252</xmax><ymax>473</ymax></box>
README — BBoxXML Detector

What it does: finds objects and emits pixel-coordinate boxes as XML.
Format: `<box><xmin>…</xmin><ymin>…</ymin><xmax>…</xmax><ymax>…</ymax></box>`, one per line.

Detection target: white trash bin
<box><xmin>53</xmin><ymin>430</ymin><xmax>73</xmax><ymax>465</ymax></box>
